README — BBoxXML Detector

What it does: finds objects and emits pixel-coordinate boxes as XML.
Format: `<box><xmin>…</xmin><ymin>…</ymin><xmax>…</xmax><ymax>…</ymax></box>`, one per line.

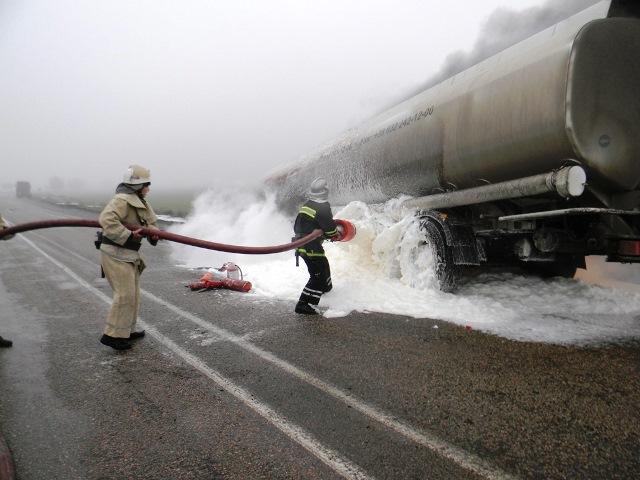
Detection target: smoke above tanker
<box><xmin>398</xmin><ymin>0</ymin><xmax>600</xmax><ymax>102</ymax></box>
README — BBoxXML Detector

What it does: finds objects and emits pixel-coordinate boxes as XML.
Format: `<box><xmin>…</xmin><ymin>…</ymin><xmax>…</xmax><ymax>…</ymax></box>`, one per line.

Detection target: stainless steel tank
<box><xmin>267</xmin><ymin>1</ymin><xmax>640</xmax><ymax>206</ymax></box>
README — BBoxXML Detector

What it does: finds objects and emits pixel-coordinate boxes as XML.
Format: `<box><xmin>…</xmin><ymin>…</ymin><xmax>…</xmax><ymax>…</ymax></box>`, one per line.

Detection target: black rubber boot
<box><xmin>0</xmin><ymin>336</ymin><xmax>13</xmax><ymax>348</ymax></box>
<box><xmin>128</xmin><ymin>330</ymin><xmax>145</xmax><ymax>340</ymax></box>
<box><xmin>100</xmin><ymin>334</ymin><xmax>132</xmax><ymax>351</ymax></box>
<box><xmin>295</xmin><ymin>301</ymin><xmax>318</xmax><ymax>315</ymax></box>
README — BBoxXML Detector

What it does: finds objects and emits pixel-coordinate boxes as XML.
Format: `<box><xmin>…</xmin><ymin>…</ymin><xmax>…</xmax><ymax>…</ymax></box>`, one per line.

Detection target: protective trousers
<box><xmin>101</xmin><ymin>252</ymin><xmax>142</xmax><ymax>338</ymax></box>
<box><xmin>299</xmin><ymin>255</ymin><xmax>332</xmax><ymax>306</ymax></box>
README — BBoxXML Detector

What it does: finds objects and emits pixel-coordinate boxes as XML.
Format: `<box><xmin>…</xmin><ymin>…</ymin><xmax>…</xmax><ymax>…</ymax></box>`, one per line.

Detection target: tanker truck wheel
<box><xmin>421</xmin><ymin>221</ymin><xmax>459</xmax><ymax>292</ymax></box>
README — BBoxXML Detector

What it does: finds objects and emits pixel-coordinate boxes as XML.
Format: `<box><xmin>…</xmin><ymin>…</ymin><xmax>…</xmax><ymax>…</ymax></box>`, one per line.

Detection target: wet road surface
<box><xmin>1</xmin><ymin>196</ymin><xmax>639</xmax><ymax>479</ymax></box>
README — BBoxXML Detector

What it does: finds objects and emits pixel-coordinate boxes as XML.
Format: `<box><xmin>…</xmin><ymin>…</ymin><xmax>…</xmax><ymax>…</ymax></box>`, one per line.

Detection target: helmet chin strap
<box><xmin>115</xmin><ymin>183</ymin><xmax>144</xmax><ymax>194</ymax></box>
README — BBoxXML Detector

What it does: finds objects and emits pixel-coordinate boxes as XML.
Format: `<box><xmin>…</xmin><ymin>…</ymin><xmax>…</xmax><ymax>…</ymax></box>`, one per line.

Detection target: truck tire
<box><xmin>421</xmin><ymin>220</ymin><xmax>459</xmax><ymax>292</ymax></box>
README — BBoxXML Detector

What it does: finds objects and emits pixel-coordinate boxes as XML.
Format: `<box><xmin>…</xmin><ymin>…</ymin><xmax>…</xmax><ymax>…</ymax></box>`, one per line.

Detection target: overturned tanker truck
<box><xmin>266</xmin><ymin>0</ymin><xmax>640</xmax><ymax>291</ymax></box>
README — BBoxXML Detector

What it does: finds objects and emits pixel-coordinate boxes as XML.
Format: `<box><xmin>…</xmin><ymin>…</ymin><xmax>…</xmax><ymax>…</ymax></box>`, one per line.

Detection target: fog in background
<box><xmin>0</xmin><ymin>0</ymin><xmax>599</xmax><ymax>195</ymax></box>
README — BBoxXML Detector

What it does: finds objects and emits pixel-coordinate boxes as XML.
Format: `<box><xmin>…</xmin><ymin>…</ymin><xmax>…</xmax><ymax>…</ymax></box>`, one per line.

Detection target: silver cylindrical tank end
<box><xmin>554</xmin><ymin>165</ymin><xmax>587</xmax><ymax>198</ymax></box>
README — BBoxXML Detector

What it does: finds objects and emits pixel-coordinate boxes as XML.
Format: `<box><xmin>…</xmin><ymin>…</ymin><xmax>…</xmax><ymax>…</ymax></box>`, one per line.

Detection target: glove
<box><xmin>0</xmin><ymin>226</ymin><xmax>14</xmax><ymax>241</ymax></box>
<box><xmin>146</xmin><ymin>226</ymin><xmax>161</xmax><ymax>243</ymax></box>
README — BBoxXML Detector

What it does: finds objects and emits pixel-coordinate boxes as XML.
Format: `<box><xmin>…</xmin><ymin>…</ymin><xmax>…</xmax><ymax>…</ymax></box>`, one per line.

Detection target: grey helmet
<box><xmin>307</xmin><ymin>177</ymin><xmax>329</xmax><ymax>202</ymax></box>
<box><xmin>123</xmin><ymin>165</ymin><xmax>151</xmax><ymax>185</ymax></box>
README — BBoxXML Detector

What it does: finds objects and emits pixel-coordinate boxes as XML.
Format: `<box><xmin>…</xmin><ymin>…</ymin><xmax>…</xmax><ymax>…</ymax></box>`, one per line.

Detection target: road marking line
<box><xmin>18</xmin><ymin>234</ymin><xmax>375</xmax><ymax>480</ymax></box>
<box><xmin>25</xmin><ymin>232</ymin><xmax>518</xmax><ymax>480</ymax></box>
<box><xmin>145</xmin><ymin>290</ymin><xmax>516</xmax><ymax>480</ymax></box>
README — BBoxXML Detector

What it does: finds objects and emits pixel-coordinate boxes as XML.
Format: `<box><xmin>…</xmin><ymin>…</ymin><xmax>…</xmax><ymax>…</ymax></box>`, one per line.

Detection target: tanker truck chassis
<box><xmin>267</xmin><ymin>0</ymin><xmax>640</xmax><ymax>291</ymax></box>
<box><xmin>406</xmin><ymin>166</ymin><xmax>640</xmax><ymax>291</ymax></box>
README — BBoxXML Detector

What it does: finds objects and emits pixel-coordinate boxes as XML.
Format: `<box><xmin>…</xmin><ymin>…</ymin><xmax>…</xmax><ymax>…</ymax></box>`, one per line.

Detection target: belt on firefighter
<box><xmin>101</xmin><ymin>234</ymin><xmax>142</xmax><ymax>251</ymax></box>
<box><xmin>293</xmin><ymin>233</ymin><xmax>324</xmax><ymax>255</ymax></box>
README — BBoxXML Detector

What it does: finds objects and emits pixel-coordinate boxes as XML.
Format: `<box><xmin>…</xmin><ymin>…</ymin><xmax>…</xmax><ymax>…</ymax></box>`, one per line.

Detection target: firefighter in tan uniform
<box><xmin>98</xmin><ymin>165</ymin><xmax>160</xmax><ymax>351</ymax></box>
<box><xmin>1</xmin><ymin>213</ymin><xmax>14</xmax><ymax>347</ymax></box>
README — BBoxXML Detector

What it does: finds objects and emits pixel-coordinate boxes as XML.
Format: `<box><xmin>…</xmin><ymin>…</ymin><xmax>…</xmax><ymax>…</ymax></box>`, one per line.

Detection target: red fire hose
<box><xmin>0</xmin><ymin>218</ymin><xmax>353</xmax><ymax>254</ymax></box>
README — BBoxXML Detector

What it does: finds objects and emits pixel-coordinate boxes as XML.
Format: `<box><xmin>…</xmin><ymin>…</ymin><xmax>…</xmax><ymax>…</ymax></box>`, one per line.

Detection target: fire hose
<box><xmin>0</xmin><ymin>218</ymin><xmax>356</xmax><ymax>254</ymax></box>
<box><xmin>0</xmin><ymin>218</ymin><xmax>356</xmax><ymax>294</ymax></box>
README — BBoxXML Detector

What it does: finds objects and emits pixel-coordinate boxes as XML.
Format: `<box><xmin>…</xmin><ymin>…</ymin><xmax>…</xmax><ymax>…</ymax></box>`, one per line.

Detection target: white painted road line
<box><xmin>144</xmin><ymin>327</ymin><xmax>375</xmax><ymax>480</ymax></box>
<box><xmin>25</xmin><ymin>231</ymin><xmax>518</xmax><ymax>480</ymax></box>
<box><xmin>144</xmin><ymin>290</ymin><xmax>517</xmax><ymax>480</ymax></box>
<box><xmin>18</xmin><ymin>234</ymin><xmax>376</xmax><ymax>480</ymax></box>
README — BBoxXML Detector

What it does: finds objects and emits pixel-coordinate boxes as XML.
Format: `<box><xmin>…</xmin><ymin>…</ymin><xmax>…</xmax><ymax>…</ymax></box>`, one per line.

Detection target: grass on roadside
<box><xmin>39</xmin><ymin>189</ymin><xmax>201</xmax><ymax>218</ymax></box>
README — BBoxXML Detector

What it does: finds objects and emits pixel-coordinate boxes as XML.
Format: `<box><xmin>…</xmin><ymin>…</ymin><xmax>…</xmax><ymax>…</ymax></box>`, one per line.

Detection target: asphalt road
<box><xmin>0</xmin><ymin>196</ymin><xmax>639</xmax><ymax>480</ymax></box>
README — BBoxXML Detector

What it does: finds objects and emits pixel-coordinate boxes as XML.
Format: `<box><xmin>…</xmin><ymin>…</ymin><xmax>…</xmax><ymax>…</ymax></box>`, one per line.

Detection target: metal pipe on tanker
<box><xmin>401</xmin><ymin>165</ymin><xmax>586</xmax><ymax>211</ymax></box>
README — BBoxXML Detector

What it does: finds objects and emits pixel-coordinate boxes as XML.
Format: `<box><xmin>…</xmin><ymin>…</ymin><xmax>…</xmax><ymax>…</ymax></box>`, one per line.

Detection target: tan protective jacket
<box><xmin>99</xmin><ymin>193</ymin><xmax>158</xmax><ymax>263</ymax></box>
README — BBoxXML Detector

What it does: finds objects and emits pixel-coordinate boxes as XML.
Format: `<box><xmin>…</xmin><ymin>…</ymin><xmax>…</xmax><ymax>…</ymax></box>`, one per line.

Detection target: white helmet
<box><xmin>307</xmin><ymin>177</ymin><xmax>329</xmax><ymax>202</ymax></box>
<box><xmin>123</xmin><ymin>165</ymin><xmax>151</xmax><ymax>185</ymax></box>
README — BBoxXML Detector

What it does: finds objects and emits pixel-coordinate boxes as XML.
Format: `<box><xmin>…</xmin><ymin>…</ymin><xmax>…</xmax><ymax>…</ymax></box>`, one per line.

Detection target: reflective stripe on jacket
<box><xmin>293</xmin><ymin>199</ymin><xmax>338</xmax><ymax>256</ymax></box>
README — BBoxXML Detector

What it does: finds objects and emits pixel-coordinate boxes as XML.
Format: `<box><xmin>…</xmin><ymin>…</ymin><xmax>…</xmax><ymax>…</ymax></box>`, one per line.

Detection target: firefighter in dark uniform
<box><xmin>293</xmin><ymin>178</ymin><xmax>339</xmax><ymax>315</ymax></box>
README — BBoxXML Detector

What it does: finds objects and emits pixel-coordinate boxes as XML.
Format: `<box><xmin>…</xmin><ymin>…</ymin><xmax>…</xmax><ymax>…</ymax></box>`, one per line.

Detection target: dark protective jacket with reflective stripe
<box><xmin>293</xmin><ymin>200</ymin><xmax>338</xmax><ymax>256</ymax></box>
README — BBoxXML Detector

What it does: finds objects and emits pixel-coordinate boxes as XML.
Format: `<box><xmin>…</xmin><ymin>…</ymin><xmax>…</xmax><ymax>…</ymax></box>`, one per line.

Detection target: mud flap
<box><xmin>418</xmin><ymin>210</ymin><xmax>485</xmax><ymax>266</ymax></box>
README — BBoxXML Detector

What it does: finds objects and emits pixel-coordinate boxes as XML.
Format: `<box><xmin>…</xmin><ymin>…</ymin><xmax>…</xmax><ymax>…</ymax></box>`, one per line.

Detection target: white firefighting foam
<box><xmin>169</xmin><ymin>189</ymin><xmax>640</xmax><ymax>345</ymax></box>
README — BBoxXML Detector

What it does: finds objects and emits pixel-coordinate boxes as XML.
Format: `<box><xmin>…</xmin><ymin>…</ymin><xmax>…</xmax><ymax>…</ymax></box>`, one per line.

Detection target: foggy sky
<box><xmin>0</xmin><ymin>0</ymin><xmax>599</xmax><ymax>193</ymax></box>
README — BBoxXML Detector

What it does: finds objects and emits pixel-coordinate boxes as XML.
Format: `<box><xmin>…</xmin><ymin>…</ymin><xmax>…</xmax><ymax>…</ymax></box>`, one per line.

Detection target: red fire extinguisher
<box><xmin>188</xmin><ymin>262</ymin><xmax>252</xmax><ymax>292</ymax></box>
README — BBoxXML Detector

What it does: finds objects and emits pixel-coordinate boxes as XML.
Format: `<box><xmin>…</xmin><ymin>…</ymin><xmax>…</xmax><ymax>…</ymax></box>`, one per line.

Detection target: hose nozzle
<box><xmin>334</xmin><ymin>219</ymin><xmax>356</xmax><ymax>242</ymax></box>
